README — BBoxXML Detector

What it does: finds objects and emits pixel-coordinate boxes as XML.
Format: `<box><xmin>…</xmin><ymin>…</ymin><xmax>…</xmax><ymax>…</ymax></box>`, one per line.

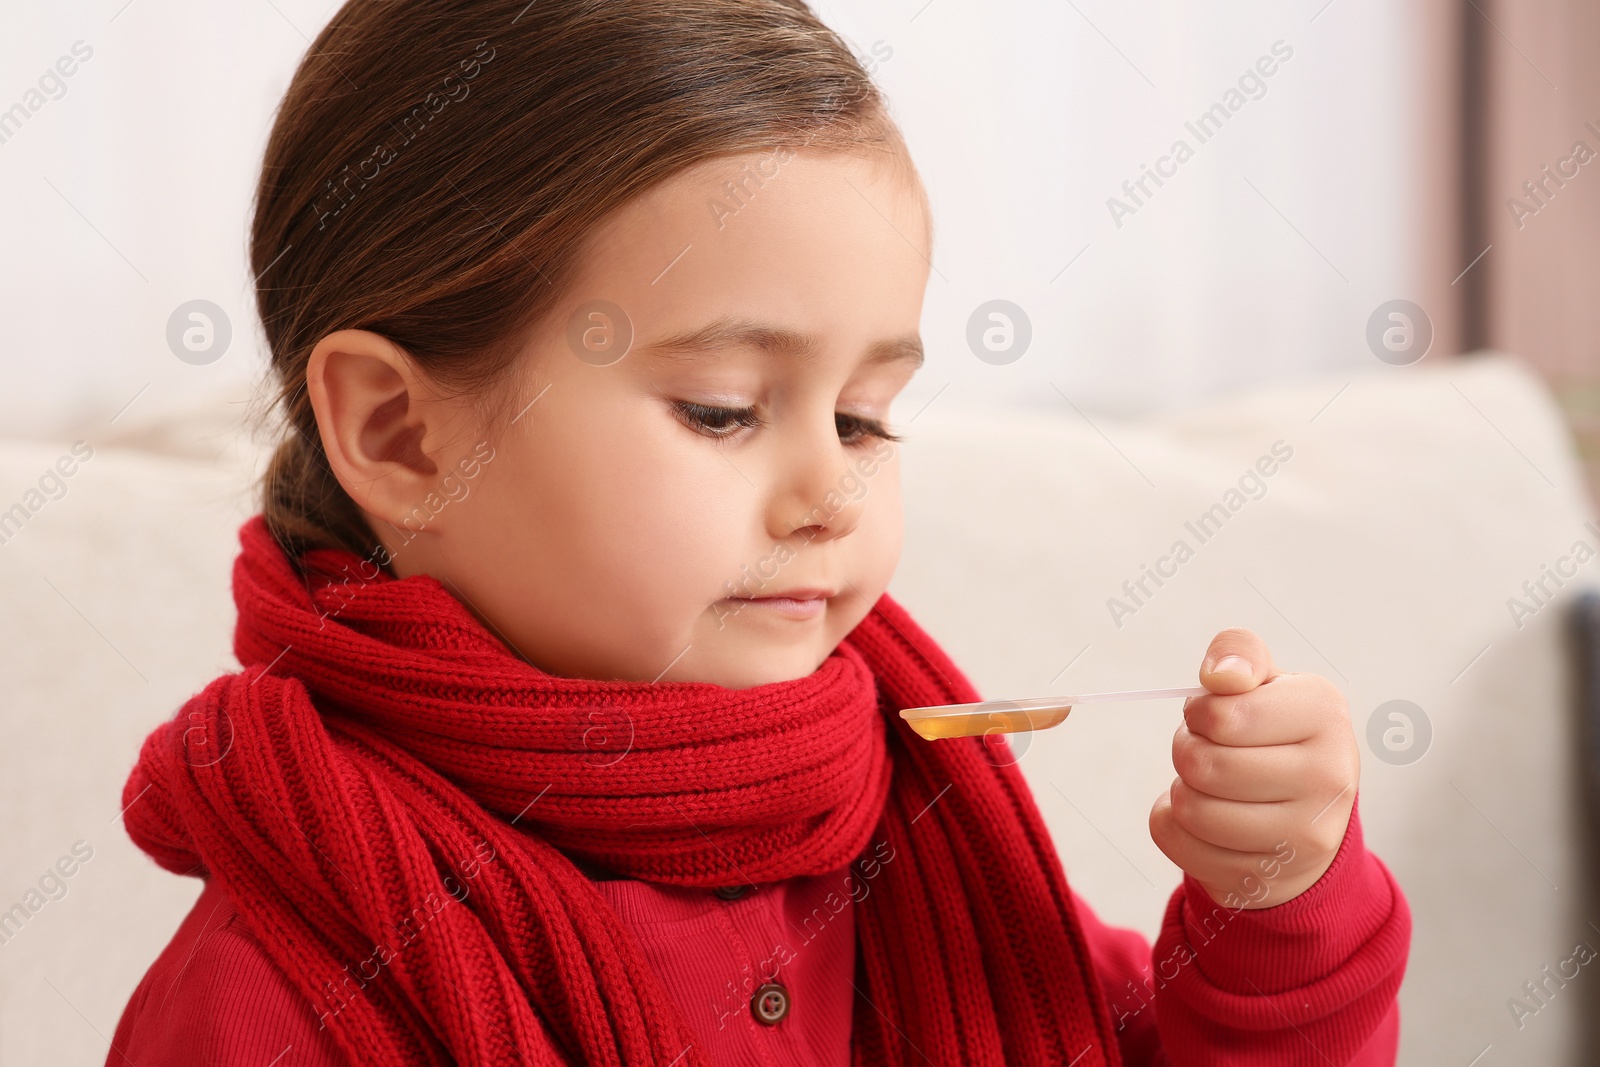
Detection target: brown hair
<box><xmin>248</xmin><ymin>0</ymin><xmax>921</xmax><ymax>568</ymax></box>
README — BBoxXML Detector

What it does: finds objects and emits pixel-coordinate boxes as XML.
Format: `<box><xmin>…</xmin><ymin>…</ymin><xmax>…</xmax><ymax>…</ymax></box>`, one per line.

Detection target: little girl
<box><xmin>109</xmin><ymin>1</ymin><xmax>1410</xmax><ymax>1063</ymax></box>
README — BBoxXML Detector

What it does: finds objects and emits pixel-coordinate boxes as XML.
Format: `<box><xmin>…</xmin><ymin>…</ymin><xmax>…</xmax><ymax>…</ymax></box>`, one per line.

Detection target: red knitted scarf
<box><xmin>122</xmin><ymin>515</ymin><xmax>1121</xmax><ymax>1065</ymax></box>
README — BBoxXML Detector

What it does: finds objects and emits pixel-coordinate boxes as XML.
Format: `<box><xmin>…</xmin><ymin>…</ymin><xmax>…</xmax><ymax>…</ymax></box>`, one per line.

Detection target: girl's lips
<box><xmin>722</xmin><ymin>594</ymin><xmax>829</xmax><ymax>620</ymax></box>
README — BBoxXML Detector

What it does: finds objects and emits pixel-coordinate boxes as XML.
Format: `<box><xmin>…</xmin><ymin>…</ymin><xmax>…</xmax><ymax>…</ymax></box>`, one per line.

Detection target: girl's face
<box><xmin>379</xmin><ymin>148</ymin><xmax>932</xmax><ymax>688</ymax></box>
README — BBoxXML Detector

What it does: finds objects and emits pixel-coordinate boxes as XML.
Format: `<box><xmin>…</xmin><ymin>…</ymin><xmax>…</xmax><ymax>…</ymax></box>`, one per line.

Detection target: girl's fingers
<box><xmin>1149</xmin><ymin>789</ymin><xmax>1285</xmax><ymax>896</ymax></box>
<box><xmin>1198</xmin><ymin>627</ymin><xmax>1277</xmax><ymax>695</ymax></box>
<box><xmin>1167</xmin><ymin>777</ymin><xmax>1299</xmax><ymax>853</ymax></box>
<box><xmin>1170</xmin><ymin>726</ymin><xmax>1307</xmax><ymax>803</ymax></box>
<box><xmin>1182</xmin><ymin>672</ymin><xmax>1346</xmax><ymax>748</ymax></box>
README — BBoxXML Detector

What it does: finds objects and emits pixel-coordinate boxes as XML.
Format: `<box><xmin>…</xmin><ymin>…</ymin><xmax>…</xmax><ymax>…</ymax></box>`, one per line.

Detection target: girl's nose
<box><xmin>766</xmin><ymin>417</ymin><xmax>866</xmax><ymax>545</ymax></box>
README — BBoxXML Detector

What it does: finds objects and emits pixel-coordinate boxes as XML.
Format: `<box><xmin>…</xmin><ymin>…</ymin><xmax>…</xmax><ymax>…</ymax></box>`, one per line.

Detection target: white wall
<box><xmin>0</xmin><ymin>0</ymin><xmax>1420</xmax><ymax>437</ymax></box>
<box><xmin>815</xmin><ymin>0</ymin><xmax>1421</xmax><ymax>420</ymax></box>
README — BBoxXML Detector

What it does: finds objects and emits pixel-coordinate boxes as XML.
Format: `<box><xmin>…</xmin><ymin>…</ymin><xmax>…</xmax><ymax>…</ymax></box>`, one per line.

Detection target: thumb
<box><xmin>1199</xmin><ymin>627</ymin><xmax>1277</xmax><ymax>695</ymax></box>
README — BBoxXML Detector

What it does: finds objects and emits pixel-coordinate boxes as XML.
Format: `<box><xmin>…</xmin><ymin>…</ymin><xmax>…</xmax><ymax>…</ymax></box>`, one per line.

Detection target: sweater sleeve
<box><xmin>1073</xmin><ymin>798</ymin><xmax>1411</xmax><ymax>1066</ymax></box>
<box><xmin>108</xmin><ymin>883</ymin><xmax>350</xmax><ymax>1066</ymax></box>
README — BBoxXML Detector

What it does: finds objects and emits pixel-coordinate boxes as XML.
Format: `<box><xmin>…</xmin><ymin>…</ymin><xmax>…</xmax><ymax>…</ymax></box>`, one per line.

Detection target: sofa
<box><xmin>1</xmin><ymin>352</ymin><xmax>1593</xmax><ymax>1064</ymax></box>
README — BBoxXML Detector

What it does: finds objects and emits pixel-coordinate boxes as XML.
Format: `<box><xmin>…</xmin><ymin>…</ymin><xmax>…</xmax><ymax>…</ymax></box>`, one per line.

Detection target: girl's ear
<box><xmin>304</xmin><ymin>329</ymin><xmax>449</xmax><ymax>529</ymax></box>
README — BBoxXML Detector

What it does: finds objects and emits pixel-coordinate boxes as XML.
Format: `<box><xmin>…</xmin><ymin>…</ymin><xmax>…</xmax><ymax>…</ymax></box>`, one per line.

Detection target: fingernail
<box><xmin>1213</xmin><ymin>655</ymin><xmax>1252</xmax><ymax>677</ymax></box>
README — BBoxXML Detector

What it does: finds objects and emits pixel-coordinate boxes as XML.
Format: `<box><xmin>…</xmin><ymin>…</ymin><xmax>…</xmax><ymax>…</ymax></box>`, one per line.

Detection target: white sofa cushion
<box><xmin>0</xmin><ymin>353</ymin><xmax>1590</xmax><ymax>1064</ymax></box>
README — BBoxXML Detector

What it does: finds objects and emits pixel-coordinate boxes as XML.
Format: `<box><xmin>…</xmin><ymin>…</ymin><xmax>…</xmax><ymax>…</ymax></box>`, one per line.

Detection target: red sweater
<box><xmin>109</xmin><ymin>805</ymin><xmax>1407</xmax><ymax>1065</ymax></box>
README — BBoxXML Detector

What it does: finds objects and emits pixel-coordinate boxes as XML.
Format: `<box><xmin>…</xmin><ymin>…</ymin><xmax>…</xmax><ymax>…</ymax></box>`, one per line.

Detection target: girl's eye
<box><xmin>836</xmin><ymin>412</ymin><xmax>903</xmax><ymax>445</ymax></box>
<box><xmin>671</xmin><ymin>401</ymin><xmax>903</xmax><ymax>445</ymax></box>
<box><xmin>672</xmin><ymin>401</ymin><xmax>762</xmax><ymax>438</ymax></box>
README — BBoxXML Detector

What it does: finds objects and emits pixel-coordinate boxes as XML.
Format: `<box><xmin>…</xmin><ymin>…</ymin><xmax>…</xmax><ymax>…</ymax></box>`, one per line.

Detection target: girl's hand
<box><xmin>1148</xmin><ymin>628</ymin><xmax>1359</xmax><ymax>909</ymax></box>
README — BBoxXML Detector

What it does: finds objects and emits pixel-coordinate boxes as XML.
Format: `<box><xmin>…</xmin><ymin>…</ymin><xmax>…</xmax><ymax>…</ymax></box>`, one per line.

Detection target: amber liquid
<box><xmin>904</xmin><ymin>705</ymin><xmax>1072</xmax><ymax>740</ymax></box>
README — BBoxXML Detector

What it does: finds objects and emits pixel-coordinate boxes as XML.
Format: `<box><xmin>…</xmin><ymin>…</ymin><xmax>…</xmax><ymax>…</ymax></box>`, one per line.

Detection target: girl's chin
<box><xmin>675</xmin><ymin>638</ymin><xmax>835</xmax><ymax>690</ymax></box>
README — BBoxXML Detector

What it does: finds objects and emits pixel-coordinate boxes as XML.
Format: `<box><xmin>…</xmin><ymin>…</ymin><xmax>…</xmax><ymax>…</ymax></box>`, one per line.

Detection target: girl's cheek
<box><xmin>865</xmin><ymin>484</ymin><xmax>905</xmax><ymax>576</ymax></box>
<box><xmin>556</xmin><ymin>414</ymin><xmax>748</xmax><ymax>595</ymax></box>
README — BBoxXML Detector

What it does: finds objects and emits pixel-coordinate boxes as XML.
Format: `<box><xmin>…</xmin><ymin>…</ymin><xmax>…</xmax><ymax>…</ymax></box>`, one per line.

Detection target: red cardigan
<box><xmin>108</xmin><ymin>806</ymin><xmax>1408</xmax><ymax>1065</ymax></box>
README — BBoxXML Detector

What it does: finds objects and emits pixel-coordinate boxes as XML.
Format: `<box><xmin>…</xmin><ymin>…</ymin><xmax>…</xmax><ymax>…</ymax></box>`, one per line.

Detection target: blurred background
<box><xmin>2</xmin><ymin>0</ymin><xmax>1597</xmax><ymax>489</ymax></box>
<box><xmin>2</xmin><ymin>0</ymin><xmax>1598</xmax><ymax>1064</ymax></box>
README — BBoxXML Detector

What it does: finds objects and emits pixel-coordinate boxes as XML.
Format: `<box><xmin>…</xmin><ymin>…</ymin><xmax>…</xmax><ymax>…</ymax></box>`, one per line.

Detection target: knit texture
<box><xmin>120</xmin><ymin>515</ymin><xmax>1124</xmax><ymax>1065</ymax></box>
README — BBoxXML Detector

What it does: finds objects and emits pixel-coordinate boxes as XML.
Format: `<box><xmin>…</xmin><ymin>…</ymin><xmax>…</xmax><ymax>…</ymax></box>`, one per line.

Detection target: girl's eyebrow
<box><xmin>637</xmin><ymin>316</ymin><xmax>924</xmax><ymax>370</ymax></box>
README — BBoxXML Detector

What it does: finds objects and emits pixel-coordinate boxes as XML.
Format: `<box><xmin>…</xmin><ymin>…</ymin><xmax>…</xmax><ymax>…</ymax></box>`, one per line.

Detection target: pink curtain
<box><xmin>1417</xmin><ymin>0</ymin><xmax>1600</xmax><ymax>500</ymax></box>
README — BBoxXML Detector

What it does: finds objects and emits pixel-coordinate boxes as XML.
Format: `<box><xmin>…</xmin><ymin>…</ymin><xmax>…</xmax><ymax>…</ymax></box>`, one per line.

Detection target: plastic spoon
<box><xmin>899</xmin><ymin>686</ymin><xmax>1209</xmax><ymax>740</ymax></box>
